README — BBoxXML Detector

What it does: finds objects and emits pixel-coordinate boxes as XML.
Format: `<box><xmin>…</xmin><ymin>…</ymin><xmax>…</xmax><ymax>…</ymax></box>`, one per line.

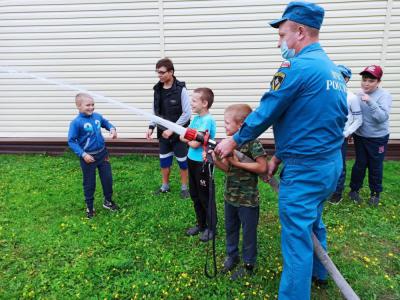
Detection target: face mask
<box><xmin>280</xmin><ymin>40</ymin><xmax>295</xmax><ymax>59</ymax></box>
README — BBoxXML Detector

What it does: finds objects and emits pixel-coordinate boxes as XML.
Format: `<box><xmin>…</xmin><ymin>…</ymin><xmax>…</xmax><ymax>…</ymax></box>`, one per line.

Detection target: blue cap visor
<box><xmin>270</xmin><ymin>18</ymin><xmax>287</xmax><ymax>28</ymax></box>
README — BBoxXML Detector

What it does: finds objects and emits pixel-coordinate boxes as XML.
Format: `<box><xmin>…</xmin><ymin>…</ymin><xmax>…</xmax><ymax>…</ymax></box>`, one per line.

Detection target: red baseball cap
<box><xmin>360</xmin><ymin>65</ymin><xmax>383</xmax><ymax>80</ymax></box>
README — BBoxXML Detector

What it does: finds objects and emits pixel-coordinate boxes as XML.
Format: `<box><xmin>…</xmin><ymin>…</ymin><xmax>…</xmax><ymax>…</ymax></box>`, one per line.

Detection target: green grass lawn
<box><xmin>0</xmin><ymin>153</ymin><xmax>399</xmax><ymax>300</ymax></box>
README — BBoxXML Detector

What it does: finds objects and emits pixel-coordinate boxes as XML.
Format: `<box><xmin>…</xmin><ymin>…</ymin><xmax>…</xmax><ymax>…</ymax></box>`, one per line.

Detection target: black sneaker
<box><xmin>103</xmin><ymin>200</ymin><xmax>119</xmax><ymax>211</ymax></box>
<box><xmin>328</xmin><ymin>193</ymin><xmax>343</xmax><ymax>205</ymax></box>
<box><xmin>348</xmin><ymin>190</ymin><xmax>362</xmax><ymax>204</ymax></box>
<box><xmin>230</xmin><ymin>263</ymin><xmax>254</xmax><ymax>280</ymax></box>
<box><xmin>368</xmin><ymin>192</ymin><xmax>380</xmax><ymax>207</ymax></box>
<box><xmin>180</xmin><ymin>189</ymin><xmax>190</xmax><ymax>199</ymax></box>
<box><xmin>199</xmin><ymin>228</ymin><xmax>215</xmax><ymax>242</ymax></box>
<box><xmin>186</xmin><ymin>226</ymin><xmax>203</xmax><ymax>236</ymax></box>
<box><xmin>154</xmin><ymin>187</ymin><xmax>170</xmax><ymax>195</ymax></box>
<box><xmin>312</xmin><ymin>276</ymin><xmax>328</xmax><ymax>289</ymax></box>
<box><xmin>221</xmin><ymin>256</ymin><xmax>240</xmax><ymax>274</ymax></box>
<box><xmin>86</xmin><ymin>208</ymin><xmax>95</xmax><ymax>219</ymax></box>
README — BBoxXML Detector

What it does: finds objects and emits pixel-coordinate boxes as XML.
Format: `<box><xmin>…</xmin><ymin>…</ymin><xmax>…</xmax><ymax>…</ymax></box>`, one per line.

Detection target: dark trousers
<box><xmin>335</xmin><ymin>138</ymin><xmax>348</xmax><ymax>194</ymax></box>
<box><xmin>188</xmin><ymin>159</ymin><xmax>217</xmax><ymax>231</ymax></box>
<box><xmin>224</xmin><ymin>202</ymin><xmax>259</xmax><ymax>265</ymax></box>
<box><xmin>79</xmin><ymin>148</ymin><xmax>113</xmax><ymax>211</ymax></box>
<box><xmin>350</xmin><ymin>134</ymin><xmax>389</xmax><ymax>194</ymax></box>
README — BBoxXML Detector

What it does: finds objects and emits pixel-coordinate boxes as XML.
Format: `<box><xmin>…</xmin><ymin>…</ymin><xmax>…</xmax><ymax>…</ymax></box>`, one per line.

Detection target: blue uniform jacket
<box><xmin>233</xmin><ymin>43</ymin><xmax>347</xmax><ymax>159</ymax></box>
<box><xmin>68</xmin><ymin>112</ymin><xmax>115</xmax><ymax>157</ymax></box>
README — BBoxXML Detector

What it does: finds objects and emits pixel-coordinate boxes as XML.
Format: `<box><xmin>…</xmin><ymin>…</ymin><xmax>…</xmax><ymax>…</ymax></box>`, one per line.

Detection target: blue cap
<box><xmin>337</xmin><ymin>64</ymin><xmax>352</xmax><ymax>79</ymax></box>
<box><xmin>270</xmin><ymin>1</ymin><xmax>325</xmax><ymax>30</ymax></box>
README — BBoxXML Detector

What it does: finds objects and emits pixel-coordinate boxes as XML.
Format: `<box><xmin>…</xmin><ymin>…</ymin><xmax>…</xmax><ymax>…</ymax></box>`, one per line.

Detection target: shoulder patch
<box><xmin>270</xmin><ymin>72</ymin><xmax>286</xmax><ymax>91</ymax></box>
<box><xmin>280</xmin><ymin>60</ymin><xmax>291</xmax><ymax>68</ymax></box>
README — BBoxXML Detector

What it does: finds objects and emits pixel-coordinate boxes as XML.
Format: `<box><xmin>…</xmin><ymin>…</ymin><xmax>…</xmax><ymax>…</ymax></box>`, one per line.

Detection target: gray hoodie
<box><xmin>355</xmin><ymin>87</ymin><xmax>392</xmax><ymax>138</ymax></box>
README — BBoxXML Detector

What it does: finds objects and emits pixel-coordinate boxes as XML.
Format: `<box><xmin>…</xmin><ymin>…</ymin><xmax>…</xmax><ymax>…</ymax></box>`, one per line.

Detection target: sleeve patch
<box><xmin>270</xmin><ymin>72</ymin><xmax>286</xmax><ymax>91</ymax></box>
<box><xmin>280</xmin><ymin>60</ymin><xmax>291</xmax><ymax>68</ymax></box>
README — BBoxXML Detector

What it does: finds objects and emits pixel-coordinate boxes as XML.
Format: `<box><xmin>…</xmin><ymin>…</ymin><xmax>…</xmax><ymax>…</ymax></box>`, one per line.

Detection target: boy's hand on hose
<box><xmin>227</xmin><ymin>152</ymin><xmax>239</xmax><ymax>165</ymax></box>
<box><xmin>162</xmin><ymin>129</ymin><xmax>173</xmax><ymax>139</ymax></box>
<box><xmin>214</xmin><ymin>137</ymin><xmax>237</xmax><ymax>158</ymax></box>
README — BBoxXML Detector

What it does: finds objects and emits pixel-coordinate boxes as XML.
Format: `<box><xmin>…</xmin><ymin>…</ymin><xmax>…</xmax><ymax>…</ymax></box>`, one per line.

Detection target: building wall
<box><xmin>0</xmin><ymin>0</ymin><xmax>399</xmax><ymax>138</ymax></box>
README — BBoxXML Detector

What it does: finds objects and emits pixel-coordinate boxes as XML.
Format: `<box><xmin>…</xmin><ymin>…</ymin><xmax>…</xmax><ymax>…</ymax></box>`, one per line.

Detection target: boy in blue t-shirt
<box><xmin>181</xmin><ymin>88</ymin><xmax>217</xmax><ymax>242</ymax></box>
<box><xmin>68</xmin><ymin>93</ymin><xmax>119</xmax><ymax>219</ymax></box>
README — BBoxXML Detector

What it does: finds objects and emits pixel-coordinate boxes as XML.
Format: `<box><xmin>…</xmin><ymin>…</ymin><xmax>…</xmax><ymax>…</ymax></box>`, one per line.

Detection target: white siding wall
<box><xmin>0</xmin><ymin>0</ymin><xmax>399</xmax><ymax>139</ymax></box>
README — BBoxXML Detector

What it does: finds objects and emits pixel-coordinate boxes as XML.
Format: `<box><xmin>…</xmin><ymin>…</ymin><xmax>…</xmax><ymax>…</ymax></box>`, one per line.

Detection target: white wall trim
<box><xmin>380</xmin><ymin>0</ymin><xmax>393</xmax><ymax>66</ymax></box>
<box><xmin>158</xmin><ymin>0</ymin><xmax>165</xmax><ymax>58</ymax></box>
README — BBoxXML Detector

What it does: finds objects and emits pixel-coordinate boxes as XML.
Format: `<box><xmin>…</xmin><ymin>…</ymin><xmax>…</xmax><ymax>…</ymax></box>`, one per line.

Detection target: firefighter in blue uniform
<box><xmin>215</xmin><ymin>2</ymin><xmax>347</xmax><ymax>299</ymax></box>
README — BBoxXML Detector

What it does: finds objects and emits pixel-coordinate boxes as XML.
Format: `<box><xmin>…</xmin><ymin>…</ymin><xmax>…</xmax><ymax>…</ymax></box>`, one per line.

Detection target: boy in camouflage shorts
<box><xmin>213</xmin><ymin>104</ymin><xmax>267</xmax><ymax>280</ymax></box>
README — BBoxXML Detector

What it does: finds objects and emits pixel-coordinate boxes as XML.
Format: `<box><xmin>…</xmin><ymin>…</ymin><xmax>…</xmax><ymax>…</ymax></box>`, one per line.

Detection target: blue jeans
<box><xmin>334</xmin><ymin>138</ymin><xmax>348</xmax><ymax>194</ymax></box>
<box><xmin>224</xmin><ymin>202</ymin><xmax>259</xmax><ymax>265</ymax></box>
<box><xmin>278</xmin><ymin>151</ymin><xmax>341</xmax><ymax>300</ymax></box>
<box><xmin>79</xmin><ymin>148</ymin><xmax>113</xmax><ymax>211</ymax></box>
<box><xmin>350</xmin><ymin>134</ymin><xmax>389</xmax><ymax>193</ymax></box>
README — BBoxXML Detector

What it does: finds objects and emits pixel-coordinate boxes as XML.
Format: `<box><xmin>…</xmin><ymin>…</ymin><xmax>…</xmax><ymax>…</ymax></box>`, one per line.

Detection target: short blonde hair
<box><xmin>193</xmin><ymin>87</ymin><xmax>214</xmax><ymax>109</ymax></box>
<box><xmin>75</xmin><ymin>92</ymin><xmax>93</xmax><ymax>106</ymax></box>
<box><xmin>224</xmin><ymin>104</ymin><xmax>252</xmax><ymax>123</ymax></box>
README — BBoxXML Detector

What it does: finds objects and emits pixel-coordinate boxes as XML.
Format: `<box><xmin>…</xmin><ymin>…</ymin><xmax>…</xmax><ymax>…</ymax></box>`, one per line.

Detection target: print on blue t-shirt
<box><xmin>188</xmin><ymin>114</ymin><xmax>216</xmax><ymax>162</ymax></box>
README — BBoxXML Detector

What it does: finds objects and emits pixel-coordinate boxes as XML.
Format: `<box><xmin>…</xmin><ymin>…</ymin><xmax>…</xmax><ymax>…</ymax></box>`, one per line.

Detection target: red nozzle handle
<box><xmin>184</xmin><ymin>128</ymin><xmax>208</xmax><ymax>145</ymax></box>
<box><xmin>184</xmin><ymin>128</ymin><xmax>198</xmax><ymax>142</ymax></box>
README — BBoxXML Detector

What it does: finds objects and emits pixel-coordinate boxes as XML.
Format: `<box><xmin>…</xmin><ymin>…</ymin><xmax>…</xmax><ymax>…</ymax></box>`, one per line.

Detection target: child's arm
<box><xmin>209</xmin><ymin>151</ymin><xmax>230</xmax><ymax>172</ymax></box>
<box><xmin>100</xmin><ymin>114</ymin><xmax>117</xmax><ymax>137</ymax></box>
<box><xmin>180</xmin><ymin>132</ymin><xmax>203</xmax><ymax>149</ymax></box>
<box><xmin>67</xmin><ymin>121</ymin><xmax>84</xmax><ymax>157</ymax></box>
<box><xmin>102</xmin><ymin>116</ymin><xmax>117</xmax><ymax>139</ymax></box>
<box><xmin>68</xmin><ymin>121</ymin><xmax>95</xmax><ymax>163</ymax></box>
<box><xmin>228</xmin><ymin>152</ymin><xmax>267</xmax><ymax>175</ymax></box>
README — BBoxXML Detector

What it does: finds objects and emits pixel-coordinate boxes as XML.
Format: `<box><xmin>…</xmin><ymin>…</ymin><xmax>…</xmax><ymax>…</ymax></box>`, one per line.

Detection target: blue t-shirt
<box><xmin>188</xmin><ymin>113</ymin><xmax>216</xmax><ymax>162</ymax></box>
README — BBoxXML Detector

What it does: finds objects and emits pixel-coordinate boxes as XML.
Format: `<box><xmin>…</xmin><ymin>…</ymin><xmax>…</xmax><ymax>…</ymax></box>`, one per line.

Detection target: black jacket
<box><xmin>151</xmin><ymin>77</ymin><xmax>189</xmax><ymax>138</ymax></box>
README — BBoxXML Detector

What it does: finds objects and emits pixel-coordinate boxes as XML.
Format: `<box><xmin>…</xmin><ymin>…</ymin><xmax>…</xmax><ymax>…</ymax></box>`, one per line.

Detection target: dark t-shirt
<box><xmin>160</xmin><ymin>87</ymin><xmax>172</xmax><ymax>117</ymax></box>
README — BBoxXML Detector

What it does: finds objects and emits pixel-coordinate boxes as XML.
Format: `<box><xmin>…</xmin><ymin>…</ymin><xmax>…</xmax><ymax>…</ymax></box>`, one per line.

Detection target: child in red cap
<box><xmin>348</xmin><ymin>65</ymin><xmax>392</xmax><ymax>206</ymax></box>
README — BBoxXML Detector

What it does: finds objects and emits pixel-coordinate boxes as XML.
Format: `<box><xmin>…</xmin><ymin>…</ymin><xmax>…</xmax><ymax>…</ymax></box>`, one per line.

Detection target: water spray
<box><xmin>0</xmin><ymin>66</ymin><xmax>187</xmax><ymax>137</ymax></box>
